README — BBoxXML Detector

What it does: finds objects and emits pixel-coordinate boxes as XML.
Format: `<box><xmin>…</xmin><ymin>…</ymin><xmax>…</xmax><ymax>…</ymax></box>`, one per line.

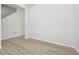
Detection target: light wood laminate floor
<box><xmin>0</xmin><ymin>36</ymin><xmax>78</xmax><ymax>55</ymax></box>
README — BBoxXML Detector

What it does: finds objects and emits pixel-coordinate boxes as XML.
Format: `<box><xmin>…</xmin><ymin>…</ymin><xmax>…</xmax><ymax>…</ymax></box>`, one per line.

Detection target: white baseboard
<box><xmin>2</xmin><ymin>34</ymin><xmax>24</xmax><ymax>40</ymax></box>
<box><xmin>26</xmin><ymin>36</ymin><xmax>75</xmax><ymax>49</ymax></box>
<box><xmin>25</xmin><ymin>35</ymin><xmax>30</xmax><ymax>39</ymax></box>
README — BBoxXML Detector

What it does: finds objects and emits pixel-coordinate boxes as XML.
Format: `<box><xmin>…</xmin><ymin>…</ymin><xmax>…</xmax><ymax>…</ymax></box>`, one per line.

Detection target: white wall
<box><xmin>76</xmin><ymin>4</ymin><xmax>79</xmax><ymax>53</ymax></box>
<box><xmin>26</xmin><ymin>4</ymin><xmax>76</xmax><ymax>48</ymax></box>
<box><xmin>16</xmin><ymin>4</ymin><xmax>26</xmax><ymax>8</ymax></box>
<box><xmin>2</xmin><ymin>7</ymin><xmax>25</xmax><ymax>39</ymax></box>
<box><xmin>0</xmin><ymin>4</ymin><xmax>1</xmax><ymax>48</ymax></box>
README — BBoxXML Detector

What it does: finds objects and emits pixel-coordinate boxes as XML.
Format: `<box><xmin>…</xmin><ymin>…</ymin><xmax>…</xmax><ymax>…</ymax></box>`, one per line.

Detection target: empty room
<box><xmin>0</xmin><ymin>4</ymin><xmax>79</xmax><ymax>55</ymax></box>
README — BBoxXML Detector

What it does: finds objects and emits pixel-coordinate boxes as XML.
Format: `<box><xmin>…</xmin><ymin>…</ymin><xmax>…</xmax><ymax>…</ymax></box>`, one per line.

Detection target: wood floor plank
<box><xmin>0</xmin><ymin>36</ymin><xmax>78</xmax><ymax>55</ymax></box>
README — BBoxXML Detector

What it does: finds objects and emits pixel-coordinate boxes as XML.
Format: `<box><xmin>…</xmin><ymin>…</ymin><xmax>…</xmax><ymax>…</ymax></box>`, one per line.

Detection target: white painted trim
<box><xmin>26</xmin><ymin>36</ymin><xmax>75</xmax><ymax>49</ymax></box>
<box><xmin>25</xmin><ymin>36</ymin><xmax>30</xmax><ymax>39</ymax></box>
<box><xmin>2</xmin><ymin>34</ymin><xmax>24</xmax><ymax>40</ymax></box>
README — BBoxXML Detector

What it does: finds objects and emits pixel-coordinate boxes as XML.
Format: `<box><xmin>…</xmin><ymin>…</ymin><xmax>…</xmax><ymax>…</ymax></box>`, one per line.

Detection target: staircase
<box><xmin>1</xmin><ymin>4</ymin><xmax>16</xmax><ymax>19</ymax></box>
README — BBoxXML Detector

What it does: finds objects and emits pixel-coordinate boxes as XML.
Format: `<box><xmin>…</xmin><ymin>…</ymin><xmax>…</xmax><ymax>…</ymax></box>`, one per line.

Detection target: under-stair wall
<box><xmin>1</xmin><ymin>5</ymin><xmax>25</xmax><ymax>40</ymax></box>
<box><xmin>1</xmin><ymin>4</ymin><xmax>16</xmax><ymax>19</ymax></box>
